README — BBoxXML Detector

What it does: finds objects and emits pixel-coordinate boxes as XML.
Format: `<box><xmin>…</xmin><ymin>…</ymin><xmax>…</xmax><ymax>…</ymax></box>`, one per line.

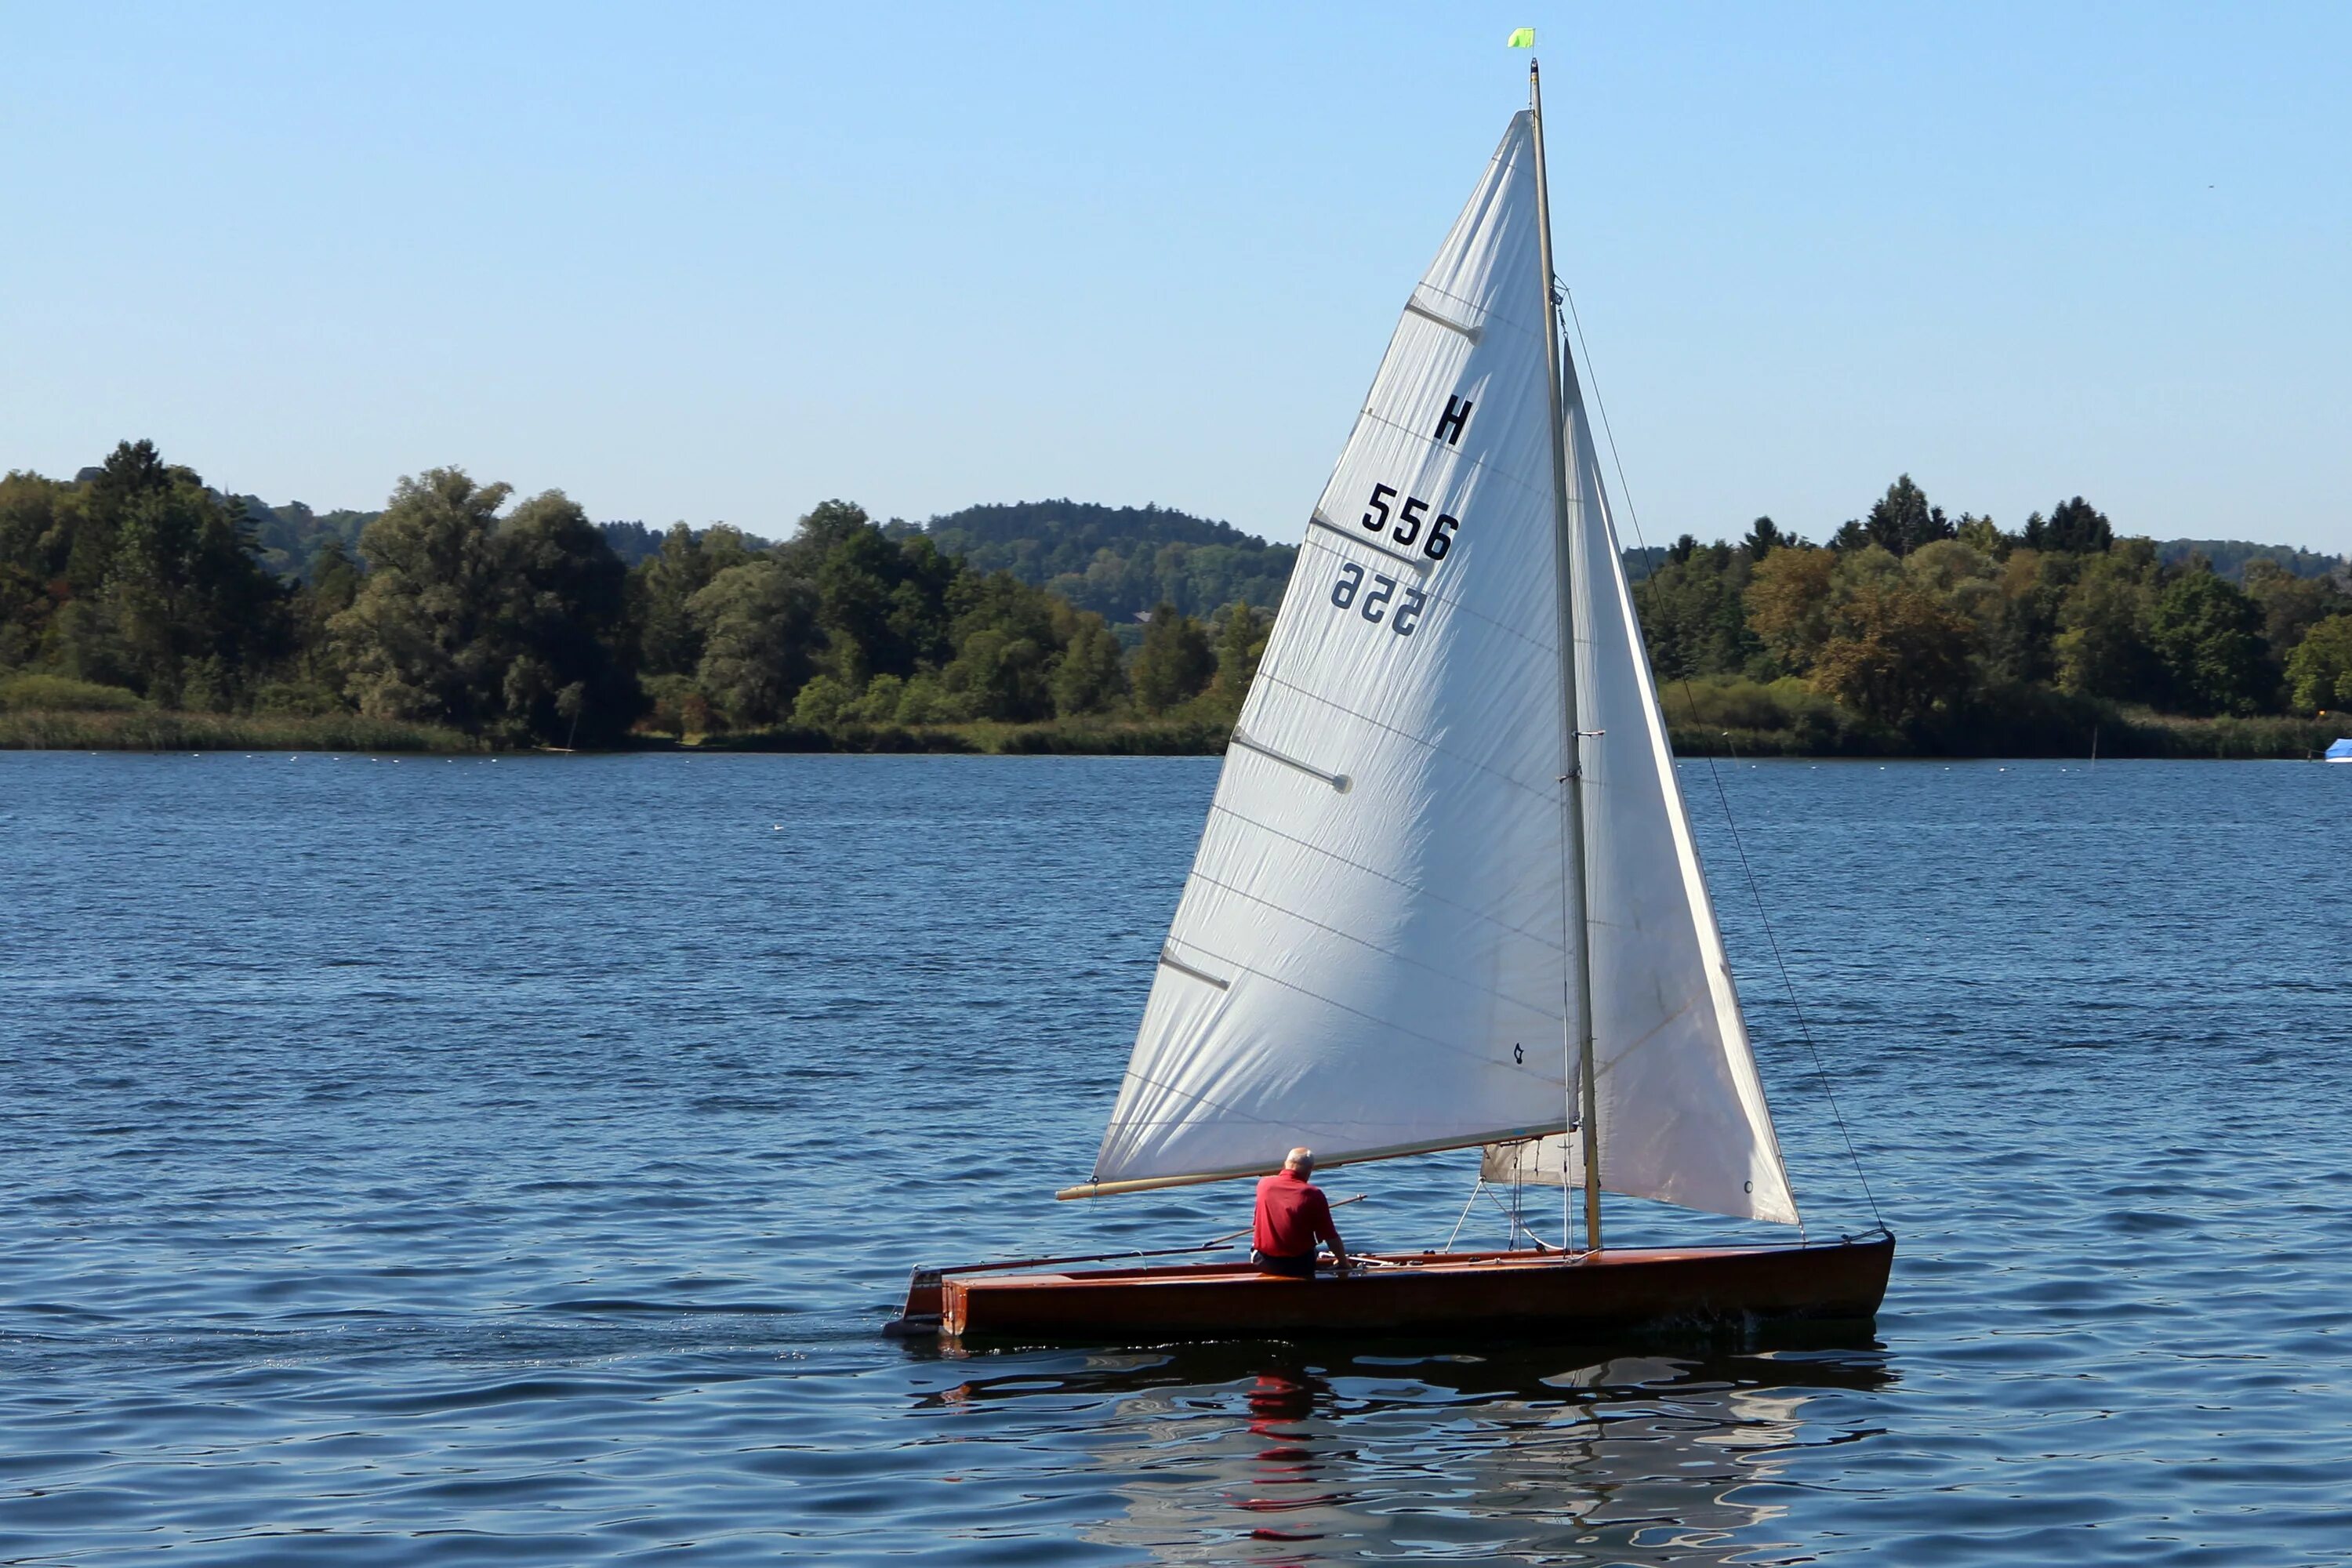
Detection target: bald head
<box><xmin>1283</xmin><ymin>1146</ymin><xmax>1315</xmax><ymax>1176</ymax></box>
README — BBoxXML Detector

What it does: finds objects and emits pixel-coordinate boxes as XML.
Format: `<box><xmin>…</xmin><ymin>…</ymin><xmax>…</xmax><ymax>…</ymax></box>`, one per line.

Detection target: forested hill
<box><xmin>922</xmin><ymin>500</ymin><xmax>1295</xmax><ymax>622</ymax></box>
<box><xmin>231</xmin><ymin>497</ymin><xmax>379</xmax><ymax>583</ymax></box>
<box><xmin>2156</xmin><ymin>539</ymin><xmax>2347</xmax><ymax>583</ymax></box>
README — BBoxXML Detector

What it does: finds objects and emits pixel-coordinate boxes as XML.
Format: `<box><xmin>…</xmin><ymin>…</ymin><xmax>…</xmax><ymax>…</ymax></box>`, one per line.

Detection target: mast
<box><xmin>1528</xmin><ymin>60</ymin><xmax>1603</xmax><ymax>1254</ymax></box>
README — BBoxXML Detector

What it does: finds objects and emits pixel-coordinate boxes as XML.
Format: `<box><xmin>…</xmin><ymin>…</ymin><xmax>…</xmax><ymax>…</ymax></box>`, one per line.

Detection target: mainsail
<box><xmin>1064</xmin><ymin>101</ymin><xmax>1798</xmax><ymax>1229</ymax></box>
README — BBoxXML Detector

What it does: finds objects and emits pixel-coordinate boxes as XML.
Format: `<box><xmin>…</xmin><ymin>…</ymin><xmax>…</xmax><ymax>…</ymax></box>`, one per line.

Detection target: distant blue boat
<box><xmin>2328</xmin><ymin>739</ymin><xmax>2352</xmax><ymax>763</ymax></box>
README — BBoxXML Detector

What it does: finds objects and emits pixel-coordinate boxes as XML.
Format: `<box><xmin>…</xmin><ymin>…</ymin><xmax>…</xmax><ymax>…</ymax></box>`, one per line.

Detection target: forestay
<box><xmin>1479</xmin><ymin>354</ymin><xmax>1798</xmax><ymax>1225</ymax></box>
<box><xmin>1070</xmin><ymin>112</ymin><xmax>1574</xmax><ymax>1196</ymax></box>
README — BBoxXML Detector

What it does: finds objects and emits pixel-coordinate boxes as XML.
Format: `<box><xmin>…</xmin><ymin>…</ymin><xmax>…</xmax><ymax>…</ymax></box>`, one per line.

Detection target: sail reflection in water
<box><xmin>916</xmin><ymin>1343</ymin><xmax>1891</xmax><ymax>1564</ymax></box>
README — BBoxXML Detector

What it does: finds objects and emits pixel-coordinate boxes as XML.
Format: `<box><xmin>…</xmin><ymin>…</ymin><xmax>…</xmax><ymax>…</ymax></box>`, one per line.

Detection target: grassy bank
<box><xmin>1656</xmin><ymin>676</ymin><xmax>2341</xmax><ymax>760</ymax></box>
<box><xmin>0</xmin><ymin>708</ymin><xmax>483</xmax><ymax>753</ymax></box>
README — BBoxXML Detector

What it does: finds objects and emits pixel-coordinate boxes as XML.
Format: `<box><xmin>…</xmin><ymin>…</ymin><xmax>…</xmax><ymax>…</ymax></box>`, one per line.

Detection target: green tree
<box><xmin>38</xmin><ymin>441</ymin><xmax>293</xmax><ymax>706</ymax></box>
<box><xmin>329</xmin><ymin>470</ymin><xmax>634</xmax><ymax>742</ymax></box>
<box><xmin>1051</xmin><ymin>608</ymin><xmax>1129</xmax><ymax>716</ymax></box>
<box><xmin>1828</xmin><ymin>517</ymin><xmax>1871</xmax><ymax>551</ymax></box>
<box><xmin>2242</xmin><ymin>557</ymin><xmax>2350</xmax><ymax>695</ymax></box>
<box><xmin>775</xmin><ymin>498</ymin><xmax>877</xmax><ymax>575</ymax></box>
<box><xmin>2285</xmin><ymin>614</ymin><xmax>2352</xmax><ymax>712</ymax></box>
<box><xmin>312</xmin><ymin>535</ymin><xmax>361</xmax><ymax>614</ymax></box>
<box><xmin>2053</xmin><ymin>542</ymin><xmax>2161</xmax><ymax>703</ymax></box>
<box><xmin>798</xmin><ymin>507</ymin><xmax>959</xmax><ymax>685</ymax></box>
<box><xmin>1863</xmin><ymin>474</ymin><xmax>1955</xmax><ymax>557</ymax></box>
<box><xmin>1212</xmin><ymin>601</ymin><xmax>1268</xmax><ymax>696</ymax></box>
<box><xmin>1637</xmin><ymin>539</ymin><xmax>1757</xmax><ymax>679</ymax></box>
<box><xmin>494</xmin><ymin>489</ymin><xmax>638</xmax><ymax>744</ymax></box>
<box><xmin>1904</xmin><ymin>539</ymin><xmax>2002</xmax><ymax>615</ymax></box>
<box><xmin>1984</xmin><ymin>547</ymin><xmax>2074</xmax><ymax>686</ymax></box>
<box><xmin>1953</xmin><ymin>514</ymin><xmax>2009</xmax><ymax>557</ymax></box>
<box><xmin>816</xmin><ymin>524</ymin><xmax>914</xmax><ymax>684</ymax></box>
<box><xmin>1741</xmin><ymin>517</ymin><xmax>1784</xmax><ymax>559</ymax></box>
<box><xmin>935</xmin><ymin>568</ymin><xmax>1061</xmax><ymax>720</ymax></box>
<box><xmin>942</xmin><ymin>626</ymin><xmax>1053</xmax><ymax>720</ymax></box>
<box><xmin>2147</xmin><ymin>567</ymin><xmax>2267</xmax><ymax>715</ymax></box>
<box><xmin>0</xmin><ymin>470</ymin><xmax>71</xmax><ymax>668</ymax></box>
<box><xmin>1131</xmin><ymin>601</ymin><xmax>1215</xmax><ymax>712</ymax></box>
<box><xmin>689</xmin><ymin>559</ymin><xmax>821</xmax><ymax>726</ymax></box>
<box><xmin>633</xmin><ymin>523</ymin><xmax>752</xmax><ymax>677</ymax></box>
<box><xmin>791</xmin><ymin>672</ymin><xmax>855</xmax><ymax>728</ymax></box>
<box><xmin>331</xmin><ymin>469</ymin><xmax>513</xmax><ymax>728</ymax></box>
<box><xmin>2024</xmin><ymin>497</ymin><xmax>2114</xmax><ymax>555</ymax></box>
<box><xmin>68</xmin><ymin>439</ymin><xmax>169</xmax><ymax>594</ymax></box>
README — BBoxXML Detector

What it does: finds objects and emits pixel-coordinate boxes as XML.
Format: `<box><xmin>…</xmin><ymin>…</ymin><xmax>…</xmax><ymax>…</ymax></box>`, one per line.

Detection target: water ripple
<box><xmin>2</xmin><ymin>753</ymin><xmax>2348</xmax><ymax>1563</ymax></box>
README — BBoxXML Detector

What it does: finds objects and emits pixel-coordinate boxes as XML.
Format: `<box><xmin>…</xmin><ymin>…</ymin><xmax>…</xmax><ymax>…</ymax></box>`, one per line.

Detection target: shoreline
<box><xmin>2</xmin><ymin>707</ymin><xmax>2339</xmax><ymax>760</ymax></box>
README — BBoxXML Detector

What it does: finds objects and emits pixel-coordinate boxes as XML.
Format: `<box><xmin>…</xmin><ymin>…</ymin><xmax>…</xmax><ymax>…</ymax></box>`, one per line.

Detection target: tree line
<box><xmin>6</xmin><ymin>445</ymin><xmax>2347</xmax><ymax>751</ymax></box>
<box><xmin>1635</xmin><ymin>476</ymin><xmax>2352</xmax><ymax>739</ymax></box>
<box><xmin>0</xmin><ymin>441</ymin><xmax>1266</xmax><ymax>746</ymax></box>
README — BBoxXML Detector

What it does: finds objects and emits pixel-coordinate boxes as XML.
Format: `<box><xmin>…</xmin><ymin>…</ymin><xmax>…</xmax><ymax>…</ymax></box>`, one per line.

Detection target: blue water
<box><xmin>2</xmin><ymin>752</ymin><xmax>2347</xmax><ymax>1565</ymax></box>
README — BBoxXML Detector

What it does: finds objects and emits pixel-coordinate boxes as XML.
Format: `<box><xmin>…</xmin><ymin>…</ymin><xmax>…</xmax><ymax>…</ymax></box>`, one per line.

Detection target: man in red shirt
<box><xmin>1252</xmin><ymin>1147</ymin><xmax>1351</xmax><ymax>1279</ymax></box>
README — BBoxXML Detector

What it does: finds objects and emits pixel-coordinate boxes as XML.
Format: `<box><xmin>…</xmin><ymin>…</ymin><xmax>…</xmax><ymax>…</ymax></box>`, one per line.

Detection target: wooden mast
<box><xmin>1528</xmin><ymin>59</ymin><xmax>1603</xmax><ymax>1254</ymax></box>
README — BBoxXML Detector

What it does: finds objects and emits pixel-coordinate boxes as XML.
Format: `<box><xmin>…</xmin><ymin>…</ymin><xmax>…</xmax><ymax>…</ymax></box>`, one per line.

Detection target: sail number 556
<box><xmin>1331</xmin><ymin>562</ymin><xmax>1425</xmax><ymax>635</ymax></box>
<box><xmin>1363</xmin><ymin>483</ymin><xmax>1457</xmax><ymax>561</ymax></box>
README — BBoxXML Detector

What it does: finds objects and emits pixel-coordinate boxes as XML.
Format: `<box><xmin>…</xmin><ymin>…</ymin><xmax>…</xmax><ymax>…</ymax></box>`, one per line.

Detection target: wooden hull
<box><xmin>899</xmin><ymin>1234</ymin><xmax>1893</xmax><ymax>1345</ymax></box>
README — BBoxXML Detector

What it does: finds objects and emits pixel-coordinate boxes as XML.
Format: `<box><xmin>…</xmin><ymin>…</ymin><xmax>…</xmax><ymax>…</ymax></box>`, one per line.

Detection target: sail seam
<box><xmin>1346</xmin><ymin>405</ymin><xmax>1549</xmax><ymax>502</ymax></box>
<box><xmin>1305</xmin><ymin>511</ymin><xmax>1432</xmax><ymax>576</ymax></box>
<box><xmin>1132</xmin><ymin>938</ymin><xmax>1573</xmax><ymax>1083</ymax></box>
<box><xmin>1200</xmin><ymin>800</ymin><xmax>1570</xmax><ymax>953</ymax></box>
<box><xmin>1178</xmin><ymin>866</ymin><xmax>1569</xmax><ymax>1018</ymax></box>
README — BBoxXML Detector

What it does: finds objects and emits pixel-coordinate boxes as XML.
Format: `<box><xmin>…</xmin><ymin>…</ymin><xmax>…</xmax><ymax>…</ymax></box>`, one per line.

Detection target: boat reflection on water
<box><xmin>910</xmin><ymin>1334</ymin><xmax>1893</xmax><ymax>1563</ymax></box>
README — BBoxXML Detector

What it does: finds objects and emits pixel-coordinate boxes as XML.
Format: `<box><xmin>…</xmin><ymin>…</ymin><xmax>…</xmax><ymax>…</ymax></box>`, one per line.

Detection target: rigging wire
<box><xmin>1559</xmin><ymin>282</ymin><xmax>1889</xmax><ymax>1236</ymax></box>
<box><xmin>1444</xmin><ymin>1178</ymin><xmax>1483</xmax><ymax>1251</ymax></box>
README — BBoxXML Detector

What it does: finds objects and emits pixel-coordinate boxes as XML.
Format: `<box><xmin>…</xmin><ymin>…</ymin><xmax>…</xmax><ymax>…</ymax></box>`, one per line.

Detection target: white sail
<box><xmin>1480</xmin><ymin>353</ymin><xmax>1798</xmax><ymax>1225</ymax></box>
<box><xmin>1070</xmin><ymin>101</ymin><xmax>1799</xmax><ymax>1229</ymax></box>
<box><xmin>1072</xmin><ymin>112</ymin><xmax>1577</xmax><ymax>1196</ymax></box>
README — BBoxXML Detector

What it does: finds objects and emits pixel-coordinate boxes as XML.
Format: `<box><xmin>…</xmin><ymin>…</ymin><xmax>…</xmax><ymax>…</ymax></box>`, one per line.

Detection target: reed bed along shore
<box><xmin>0</xmin><ymin>708</ymin><xmax>481</xmax><ymax>753</ymax></box>
<box><xmin>1</xmin><ymin>700</ymin><xmax>2335</xmax><ymax>760</ymax></box>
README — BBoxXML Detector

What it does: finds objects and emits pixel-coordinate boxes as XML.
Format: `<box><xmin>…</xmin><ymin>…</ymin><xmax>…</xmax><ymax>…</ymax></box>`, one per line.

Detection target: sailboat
<box><xmin>891</xmin><ymin>63</ymin><xmax>1893</xmax><ymax>1344</ymax></box>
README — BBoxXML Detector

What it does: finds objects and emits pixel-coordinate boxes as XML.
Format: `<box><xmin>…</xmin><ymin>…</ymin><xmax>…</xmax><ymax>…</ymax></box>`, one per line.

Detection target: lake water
<box><xmin>2</xmin><ymin>752</ymin><xmax>2347</xmax><ymax>1565</ymax></box>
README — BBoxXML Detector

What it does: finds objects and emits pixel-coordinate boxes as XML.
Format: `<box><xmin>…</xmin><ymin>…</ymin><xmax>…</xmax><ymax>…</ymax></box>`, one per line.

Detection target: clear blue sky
<box><xmin>4</xmin><ymin>2</ymin><xmax>2347</xmax><ymax>553</ymax></box>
